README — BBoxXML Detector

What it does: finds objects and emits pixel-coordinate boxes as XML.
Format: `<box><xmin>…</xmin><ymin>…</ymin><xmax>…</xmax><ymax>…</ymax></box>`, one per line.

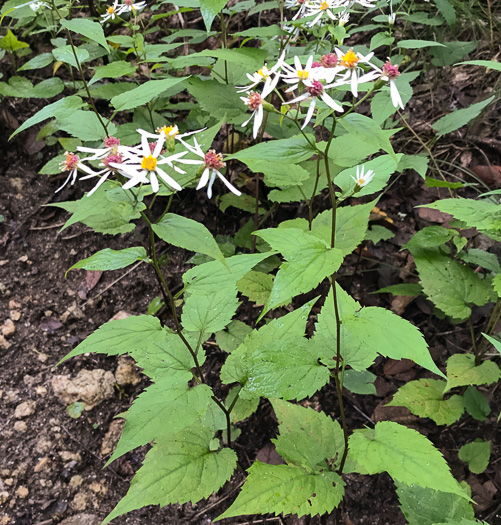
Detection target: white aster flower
<box><xmin>178</xmin><ymin>138</ymin><xmax>241</xmax><ymax>199</ymax></box>
<box><xmin>305</xmin><ymin>0</ymin><xmax>339</xmax><ymax>27</ymax></box>
<box><xmin>281</xmin><ymin>55</ymin><xmax>322</xmax><ymax>91</ymax></box>
<box><xmin>110</xmin><ymin>134</ymin><xmax>185</xmax><ymax>193</ymax></box>
<box><xmin>285</xmin><ymin>0</ymin><xmax>310</xmax><ymax>20</ymax></box>
<box><xmin>117</xmin><ymin>0</ymin><xmax>146</xmax><ymax>15</ymax></box>
<box><xmin>380</xmin><ymin>60</ymin><xmax>404</xmax><ymax>110</ymax></box>
<box><xmin>57</xmin><ymin>152</ymin><xmax>100</xmax><ymax>193</ymax></box>
<box><xmin>236</xmin><ymin>52</ymin><xmax>285</xmax><ymax>94</ymax></box>
<box><xmin>13</xmin><ymin>0</ymin><xmax>51</xmax><ymax>11</ymax></box>
<box><xmin>351</xmin><ymin>165</ymin><xmax>375</xmax><ymax>188</ymax></box>
<box><xmin>286</xmin><ymin>79</ymin><xmax>344</xmax><ymax>129</ymax></box>
<box><xmin>101</xmin><ymin>0</ymin><xmax>120</xmax><ymax>22</ymax></box>
<box><xmin>334</xmin><ymin>47</ymin><xmax>379</xmax><ymax>97</ymax></box>
<box><xmin>338</xmin><ymin>11</ymin><xmax>349</xmax><ymax>25</ymax></box>
<box><xmin>240</xmin><ymin>82</ymin><xmax>275</xmax><ymax>139</ymax></box>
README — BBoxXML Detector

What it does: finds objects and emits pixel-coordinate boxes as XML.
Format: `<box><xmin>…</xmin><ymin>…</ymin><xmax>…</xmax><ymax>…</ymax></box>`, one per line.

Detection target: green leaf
<box><xmin>323</xmin><ymin>133</ymin><xmax>381</xmax><ymax>167</ymax></box>
<box><xmin>456</xmin><ymin>60</ymin><xmax>501</xmax><ymax>72</ymax></box>
<box><xmin>375</xmin><ymin>283</ymin><xmax>423</xmax><ymax>296</ymax></box>
<box><xmin>365</xmin><ymin>225</ymin><xmax>394</xmax><ymax>244</ymax></box>
<box><xmin>102</xmin><ymin>426</ymin><xmax>237</xmax><ymax>524</ymax></box>
<box><xmin>57</xmin><ymin>110</ymin><xmax>116</xmax><ymax>141</ymax></box>
<box><xmin>348</xmin><ymin>421</ymin><xmax>467</xmax><ymax>499</ymax></box>
<box><xmin>425</xmin><ymin>177</ymin><xmax>464</xmax><ymax>189</ymax></box>
<box><xmin>218</xmin><ymin>462</ymin><xmax>343</xmax><ymax>520</ymax></box>
<box><xmin>237</xmin><ymin>271</ymin><xmax>274</xmax><ymax>305</ymax></box>
<box><xmin>52</xmin><ymin>45</ymin><xmax>90</xmax><ymax>68</ymax></box>
<box><xmin>0</xmin><ymin>76</ymin><xmax>63</xmax><ymax>98</ymax></box>
<box><xmin>314</xmin><ymin>286</ymin><xmax>444</xmax><ymax>376</ymax></box>
<box><xmin>192</xmin><ymin>47</ymin><xmax>268</xmax><ymax>71</ymax></box>
<box><xmin>18</xmin><ymin>52</ymin><xmax>53</xmax><ymax>71</ymax></box>
<box><xmin>445</xmin><ymin>354</ymin><xmax>500</xmax><ymax>391</ymax></box>
<box><xmin>431</xmin><ymin>41</ymin><xmax>477</xmax><ymax>67</ymax></box>
<box><xmin>153</xmin><ymin>213</ymin><xmax>225</xmax><ymax>263</ymax></box>
<box><xmin>435</xmin><ymin>0</ymin><xmax>456</xmax><ymax>25</ymax></box>
<box><xmin>404</xmin><ymin>226</ymin><xmax>456</xmax><ymax>251</ymax></box>
<box><xmin>182</xmin><ymin>291</ymin><xmax>240</xmax><ymax>333</ymax></box>
<box><xmin>397</xmin><ymin>154</ymin><xmax>429</xmax><ymax>178</ymax></box>
<box><xmin>463</xmin><ymin>386</ymin><xmax>490</xmax><ymax>421</ymax></box>
<box><xmin>89</xmin><ymin>61</ymin><xmax>136</xmax><ymax>85</ymax></box>
<box><xmin>398</xmin><ymin>39</ymin><xmax>447</xmax><ymax>49</ymax></box>
<box><xmin>272</xmin><ymin>399</ymin><xmax>345</xmax><ymax>471</ymax></box>
<box><xmin>343</xmin><ymin>369</ymin><xmax>377</xmax><ymax>395</ymax></box>
<box><xmin>61</xmin><ymin>18</ymin><xmax>110</xmax><ymax>52</ymax></box>
<box><xmin>147</xmin><ymin>296</ymin><xmax>164</xmax><ymax>316</ymax></box>
<box><xmin>226</xmin><ymin>387</ymin><xmax>259</xmax><ymax>424</ymax></box>
<box><xmin>255</xmin><ymin>228</ymin><xmax>342</xmax><ymax>315</ymax></box>
<box><xmin>49</xmin><ymin>182</ymin><xmax>144</xmax><ymax>235</ymax></box>
<box><xmin>0</xmin><ymin>29</ymin><xmax>29</xmax><ymax>51</ymax></box>
<box><xmin>387</xmin><ymin>379</ymin><xmax>464</xmax><ymax>425</ymax></box>
<box><xmin>412</xmin><ymin>248</ymin><xmax>493</xmax><ymax>321</ymax></box>
<box><xmin>233</xmin><ymin>26</ymin><xmax>287</xmax><ymax>38</ymax></box>
<box><xmin>458</xmin><ymin>440</ymin><xmax>490</xmax><ymax>474</ymax></box>
<box><xmin>482</xmin><ymin>333</ymin><xmax>501</xmax><ymax>354</ymax></box>
<box><xmin>432</xmin><ymin>97</ymin><xmax>495</xmax><ymax>136</ymax></box>
<box><xmin>200</xmin><ymin>0</ymin><xmax>228</xmax><ymax>31</ymax></box>
<box><xmin>111</xmin><ymin>77</ymin><xmax>187</xmax><ymax>111</ymax></box>
<box><xmin>67</xmin><ymin>401</ymin><xmax>85</xmax><ymax>418</ymax></box>
<box><xmin>421</xmin><ymin>198</ymin><xmax>501</xmax><ymax>241</ymax></box>
<box><xmin>396</xmin><ymin>482</ymin><xmax>475</xmax><ymax>525</ymax></box>
<box><xmin>10</xmin><ymin>95</ymin><xmax>85</xmax><ymax>139</ymax></box>
<box><xmin>215</xmin><ymin>320</ymin><xmax>252</xmax><ymax>353</ymax></box>
<box><xmin>250</xmin><ymin>160</ymin><xmax>309</xmax><ymax>190</ymax></box>
<box><xmin>67</xmin><ymin>247</ymin><xmax>147</xmax><ymax>275</ymax></box>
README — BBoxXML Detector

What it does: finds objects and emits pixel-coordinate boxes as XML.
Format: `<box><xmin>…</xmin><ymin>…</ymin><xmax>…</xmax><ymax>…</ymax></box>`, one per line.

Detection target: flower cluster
<box><xmin>239</xmin><ymin>47</ymin><xmax>403</xmax><ymax>133</ymax></box>
<box><xmin>101</xmin><ymin>0</ymin><xmax>146</xmax><ymax>22</ymax></box>
<box><xmin>58</xmin><ymin>128</ymin><xmax>240</xmax><ymax>199</ymax></box>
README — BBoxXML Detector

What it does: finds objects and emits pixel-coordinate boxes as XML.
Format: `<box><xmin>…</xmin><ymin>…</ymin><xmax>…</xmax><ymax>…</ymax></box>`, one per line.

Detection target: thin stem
<box><xmin>308</xmin><ymin>156</ymin><xmax>322</xmax><ymax>230</ymax></box>
<box><xmin>468</xmin><ymin>317</ymin><xmax>479</xmax><ymax>365</ymax></box>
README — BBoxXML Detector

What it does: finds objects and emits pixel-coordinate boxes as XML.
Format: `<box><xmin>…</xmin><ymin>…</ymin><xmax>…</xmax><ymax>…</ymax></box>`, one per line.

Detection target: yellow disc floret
<box><xmin>141</xmin><ymin>155</ymin><xmax>157</xmax><ymax>171</ymax></box>
<box><xmin>108</xmin><ymin>6</ymin><xmax>114</xmax><ymax>13</ymax></box>
<box><xmin>156</xmin><ymin>125</ymin><xmax>179</xmax><ymax>136</ymax></box>
<box><xmin>341</xmin><ymin>49</ymin><xmax>359</xmax><ymax>68</ymax></box>
<box><xmin>297</xmin><ymin>69</ymin><xmax>309</xmax><ymax>80</ymax></box>
<box><xmin>320</xmin><ymin>1</ymin><xmax>329</xmax><ymax>10</ymax></box>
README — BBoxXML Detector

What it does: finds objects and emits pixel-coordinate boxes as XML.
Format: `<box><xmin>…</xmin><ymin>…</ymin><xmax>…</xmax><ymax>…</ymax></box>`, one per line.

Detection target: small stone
<box><xmin>59</xmin><ymin>513</ymin><xmax>99</xmax><ymax>525</ymax></box>
<box><xmin>17</xmin><ymin>255</ymin><xmax>29</xmax><ymax>263</ymax></box>
<box><xmin>8</xmin><ymin>301</ymin><xmax>20</xmax><ymax>310</ymax></box>
<box><xmin>35</xmin><ymin>386</ymin><xmax>47</xmax><ymax>397</ymax></box>
<box><xmin>36</xmin><ymin>437</ymin><xmax>53</xmax><ymax>454</ymax></box>
<box><xmin>13</xmin><ymin>421</ymin><xmax>27</xmax><ymax>433</ymax></box>
<box><xmin>34</xmin><ymin>457</ymin><xmax>49</xmax><ymax>473</ymax></box>
<box><xmin>100</xmin><ymin>420</ymin><xmax>125</xmax><ymax>456</ymax></box>
<box><xmin>37</xmin><ymin>352</ymin><xmax>49</xmax><ymax>363</ymax></box>
<box><xmin>69</xmin><ymin>475</ymin><xmax>83</xmax><ymax>488</ymax></box>
<box><xmin>88</xmin><ymin>482</ymin><xmax>107</xmax><ymax>496</ymax></box>
<box><xmin>115</xmin><ymin>358</ymin><xmax>141</xmax><ymax>387</ymax></box>
<box><xmin>71</xmin><ymin>492</ymin><xmax>88</xmax><ymax>511</ymax></box>
<box><xmin>0</xmin><ymin>336</ymin><xmax>11</xmax><ymax>350</ymax></box>
<box><xmin>15</xmin><ymin>486</ymin><xmax>28</xmax><ymax>498</ymax></box>
<box><xmin>0</xmin><ymin>492</ymin><xmax>8</xmax><ymax>505</ymax></box>
<box><xmin>1</xmin><ymin>320</ymin><xmax>15</xmax><ymax>338</ymax></box>
<box><xmin>4</xmin><ymin>479</ymin><xmax>13</xmax><ymax>487</ymax></box>
<box><xmin>14</xmin><ymin>400</ymin><xmax>36</xmax><ymax>419</ymax></box>
<box><xmin>0</xmin><ymin>515</ymin><xmax>10</xmax><ymax>525</ymax></box>
<box><xmin>59</xmin><ymin>451</ymin><xmax>82</xmax><ymax>463</ymax></box>
<box><xmin>110</xmin><ymin>311</ymin><xmax>132</xmax><ymax>321</ymax></box>
<box><xmin>9</xmin><ymin>311</ymin><xmax>20</xmax><ymax>322</ymax></box>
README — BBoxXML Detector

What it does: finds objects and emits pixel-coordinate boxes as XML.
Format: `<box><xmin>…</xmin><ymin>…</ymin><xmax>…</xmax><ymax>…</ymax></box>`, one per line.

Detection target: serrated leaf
<box><xmin>313</xmin><ymin>287</ymin><xmax>444</xmax><ymax>376</ymax></box>
<box><xmin>432</xmin><ymin>97</ymin><xmax>494</xmax><ymax>136</ymax></box>
<box><xmin>67</xmin><ymin>247</ymin><xmax>147</xmax><ymax>275</ymax></box>
<box><xmin>255</xmin><ymin>228</ymin><xmax>342</xmax><ymax>315</ymax></box>
<box><xmin>458</xmin><ymin>440</ymin><xmax>490</xmax><ymax>474</ymax></box>
<box><xmin>182</xmin><ymin>290</ymin><xmax>240</xmax><ymax>333</ymax></box>
<box><xmin>111</xmin><ymin>77</ymin><xmax>187</xmax><ymax>111</ymax></box>
<box><xmin>0</xmin><ymin>29</ymin><xmax>29</xmax><ymax>51</ymax></box>
<box><xmin>412</xmin><ymin>248</ymin><xmax>493</xmax><ymax>321</ymax></box>
<box><xmin>365</xmin><ymin>224</ymin><xmax>394</xmax><ymax>244</ymax></box>
<box><xmin>61</xmin><ymin>18</ymin><xmax>110</xmax><ymax>52</ymax></box>
<box><xmin>153</xmin><ymin>213</ymin><xmax>225</xmax><ymax>263</ymax></box>
<box><xmin>404</xmin><ymin>226</ymin><xmax>457</xmax><ymax>251</ymax></box>
<box><xmin>58</xmin><ymin>110</ymin><xmax>116</xmax><ymax>141</ymax></box>
<box><xmin>271</xmin><ymin>400</ymin><xmax>345</xmax><ymax>471</ymax></box>
<box><xmin>397</xmin><ymin>153</ymin><xmax>429</xmax><ymax>178</ymax></box>
<box><xmin>10</xmin><ymin>95</ymin><xmax>85</xmax><ymax>139</ymax></box>
<box><xmin>445</xmin><ymin>354</ymin><xmax>500</xmax><ymax>391</ymax></box>
<box><xmin>348</xmin><ymin>421</ymin><xmax>467</xmax><ymax>499</ymax></box>
<box><xmin>215</xmin><ymin>320</ymin><xmax>252</xmax><ymax>353</ymax></box>
<box><xmin>237</xmin><ymin>271</ymin><xmax>274</xmax><ymax>305</ymax></box>
<box><xmin>103</xmin><ymin>426</ymin><xmax>237</xmax><ymax>524</ymax></box>
<box><xmin>52</xmin><ymin>45</ymin><xmax>90</xmax><ymax>68</ymax></box>
<box><xmin>421</xmin><ymin>198</ymin><xmax>501</xmax><ymax>241</ymax></box>
<box><xmin>387</xmin><ymin>379</ymin><xmax>464</xmax><ymax>425</ymax></box>
<box><xmin>463</xmin><ymin>386</ymin><xmax>490</xmax><ymax>421</ymax></box>
<box><xmin>0</xmin><ymin>76</ymin><xmax>63</xmax><ymax>98</ymax></box>
<box><xmin>226</xmin><ymin>386</ymin><xmax>259</xmax><ymax>424</ymax></box>
<box><xmin>396</xmin><ymin>481</ymin><xmax>475</xmax><ymax>525</ymax></box>
<box><xmin>217</xmin><ymin>462</ymin><xmax>344</xmax><ymax>520</ymax></box>
<box><xmin>89</xmin><ymin>60</ymin><xmax>136</xmax><ymax>85</ymax></box>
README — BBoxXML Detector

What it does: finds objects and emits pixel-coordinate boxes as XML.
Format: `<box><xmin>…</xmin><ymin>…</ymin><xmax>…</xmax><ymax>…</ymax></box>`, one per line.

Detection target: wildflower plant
<box><xmin>4</xmin><ymin>0</ymin><xmax>501</xmax><ymax>522</ymax></box>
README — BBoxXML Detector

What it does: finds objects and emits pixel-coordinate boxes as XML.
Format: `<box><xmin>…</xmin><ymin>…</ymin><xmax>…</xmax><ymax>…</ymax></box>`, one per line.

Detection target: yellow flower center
<box><xmin>157</xmin><ymin>125</ymin><xmax>178</xmax><ymax>136</ymax></box>
<box><xmin>141</xmin><ymin>155</ymin><xmax>157</xmax><ymax>171</ymax></box>
<box><xmin>258</xmin><ymin>68</ymin><xmax>268</xmax><ymax>78</ymax></box>
<box><xmin>108</xmin><ymin>6</ymin><xmax>114</xmax><ymax>13</ymax></box>
<box><xmin>357</xmin><ymin>178</ymin><xmax>364</xmax><ymax>185</ymax></box>
<box><xmin>341</xmin><ymin>49</ymin><xmax>359</xmax><ymax>68</ymax></box>
<box><xmin>297</xmin><ymin>69</ymin><xmax>309</xmax><ymax>80</ymax></box>
<box><xmin>320</xmin><ymin>1</ymin><xmax>328</xmax><ymax>10</ymax></box>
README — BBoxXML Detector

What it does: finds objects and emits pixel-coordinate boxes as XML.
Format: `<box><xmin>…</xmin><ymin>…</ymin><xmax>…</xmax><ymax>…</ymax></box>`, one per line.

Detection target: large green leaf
<box><xmin>153</xmin><ymin>213</ymin><xmax>225</xmax><ymax>263</ymax></box>
<box><xmin>348</xmin><ymin>421</ymin><xmax>467</xmax><ymax>499</ymax></box>
<box><xmin>313</xmin><ymin>287</ymin><xmax>444</xmax><ymax>377</ymax></box>
<box><xmin>215</xmin><ymin>320</ymin><xmax>253</xmax><ymax>353</ymax></box>
<box><xmin>103</xmin><ymin>426</ymin><xmax>237</xmax><ymax>524</ymax></box>
<box><xmin>61</xmin><ymin>18</ymin><xmax>110</xmax><ymax>52</ymax></box>
<box><xmin>67</xmin><ymin>247</ymin><xmax>148</xmax><ymax>274</ymax></box>
<box><xmin>255</xmin><ymin>228</ymin><xmax>342</xmax><ymax>315</ymax></box>
<box><xmin>445</xmin><ymin>354</ymin><xmax>500</xmax><ymax>391</ymax></box>
<box><xmin>111</xmin><ymin>77</ymin><xmax>187</xmax><ymax>111</ymax></box>
<box><xmin>0</xmin><ymin>76</ymin><xmax>63</xmax><ymax>98</ymax></box>
<box><xmin>412</xmin><ymin>248</ymin><xmax>493</xmax><ymax>321</ymax></box>
<box><xmin>432</xmin><ymin>97</ymin><xmax>494</xmax><ymax>136</ymax></box>
<box><xmin>237</xmin><ymin>270</ymin><xmax>274</xmax><ymax>305</ymax></box>
<box><xmin>182</xmin><ymin>290</ymin><xmax>240</xmax><ymax>333</ymax></box>
<box><xmin>396</xmin><ymin>482</ymin><xmax>475</xmax><ymax>525</ymax></box>
<box><xmin>57</xmin><ymin>110</ymin><xmax>116</xmax><ymax>141</ymax></box>
<box><xmin>387</xmin><ymin>379</ymin><xmax>464</xmax><ymax>425</ymax></box>
<box><xmin>52</xmin><ymin>45</ymin><xmax>90</xmax><ymax>68</ymax></box>
<box><xmin>10</xmin><ymin>95</ymin><xmax>85</xmax><ymax>139</ymax></box>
